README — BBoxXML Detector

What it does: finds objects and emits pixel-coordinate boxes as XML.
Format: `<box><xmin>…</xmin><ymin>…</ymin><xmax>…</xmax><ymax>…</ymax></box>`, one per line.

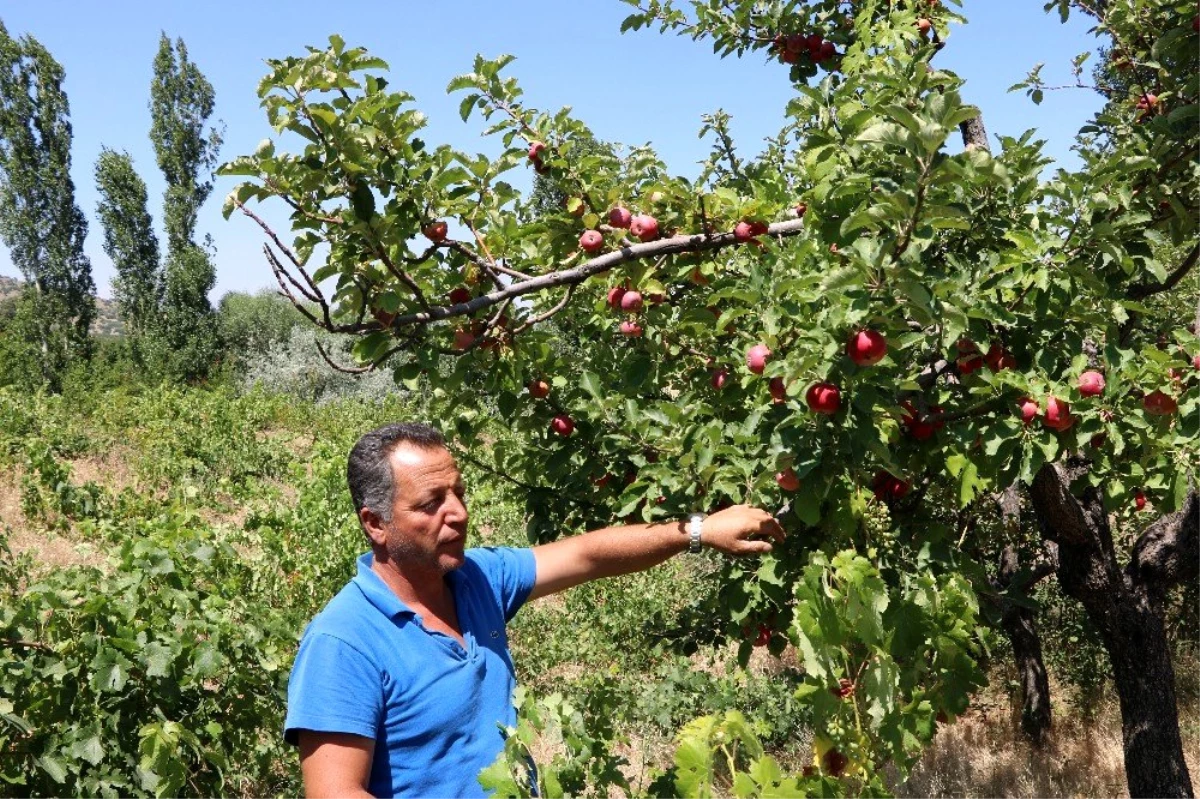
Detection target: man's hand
<box><xmin>699</xmin><ymin>504</ymin><xmax>786</xmax><ymax>556</ymax></box>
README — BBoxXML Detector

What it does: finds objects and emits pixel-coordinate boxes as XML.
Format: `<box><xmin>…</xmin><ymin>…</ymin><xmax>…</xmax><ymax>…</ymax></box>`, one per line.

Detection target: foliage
<box><xmin>238</xmin><ymin>324</ymin><xmax>401</xmax><ymax>403</ymax></box>
<box><xmin>94</xmin><ymin>147</ymin><xmax>161</xmax><ymax>346</ymax></box>
<box><xmin>149</xmin><ymin>34</ymin><xmax>223</xmax><ymax>382</ymax></box>
<box><xmin>216</xmin><ymin>290</ymin><xmax>308</xmax><ymax>367</ymax></box>
<box><xmin>0</xmin><ymin>20</ymin><xmax>95</xmax><ymax>390</ymax></box>
<box><xmin>220</xmin><ymin>0</ymin><xmax>1197</xmax><ymax>792</ymax></box>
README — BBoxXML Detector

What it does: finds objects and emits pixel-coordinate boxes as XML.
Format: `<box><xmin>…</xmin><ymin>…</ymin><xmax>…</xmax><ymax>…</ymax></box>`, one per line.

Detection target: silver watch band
<box><xmin>687</xmin><ymin>513</ymin><xmax>706</xmax><ymax>553</ymax></box>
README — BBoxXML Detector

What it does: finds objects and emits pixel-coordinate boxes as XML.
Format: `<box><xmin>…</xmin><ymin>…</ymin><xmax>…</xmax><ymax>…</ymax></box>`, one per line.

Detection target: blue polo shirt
<box><xmin>284</xmin><ymin>547</ymin><xmax>537</xmax><ymax>798</ymax></box>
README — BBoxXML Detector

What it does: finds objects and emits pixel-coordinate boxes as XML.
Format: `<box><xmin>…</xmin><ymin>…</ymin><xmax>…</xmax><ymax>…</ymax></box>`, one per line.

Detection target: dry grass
<box><xmin>897</xmin><ymin>663</ymin><xmax>1200</xmax><ymax>798</ymax></box>
<box><xmin>0</xmin><ymin>471</ymin><xmax>100</xmax><ymax>573</ymax></box>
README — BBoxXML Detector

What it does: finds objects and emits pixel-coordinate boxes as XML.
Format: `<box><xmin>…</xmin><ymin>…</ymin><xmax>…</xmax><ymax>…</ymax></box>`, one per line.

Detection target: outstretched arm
<box><xmin>528</xmin><ymin>504</ymin><xmax>784</xmax><ymax>601</ymax></box>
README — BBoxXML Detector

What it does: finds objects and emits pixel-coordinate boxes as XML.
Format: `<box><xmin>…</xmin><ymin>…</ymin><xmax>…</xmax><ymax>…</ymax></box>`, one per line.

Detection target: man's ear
<box><xmin>359</xmin><ymin>507</ymin><xmax>389</xmax><ymax>546</ymax></box>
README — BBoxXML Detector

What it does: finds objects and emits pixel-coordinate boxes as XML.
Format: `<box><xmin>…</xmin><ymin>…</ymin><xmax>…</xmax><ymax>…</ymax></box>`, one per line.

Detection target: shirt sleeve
<box><xmin>467</xmin><ymin>546</ymin><xmax>537</xmax><ymax>623</ymax></box>
<box><xmin>284</xmin><ymin>631</ymin><xmax>382</xmax><ymax>746</ymax></box>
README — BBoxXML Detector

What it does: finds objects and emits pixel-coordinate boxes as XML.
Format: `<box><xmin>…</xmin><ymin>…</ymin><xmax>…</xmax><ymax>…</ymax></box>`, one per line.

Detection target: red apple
<box><xmin>592</xmin><ymin>473</ymin><xmax>611</xmax><ymax>488</ymax></box>
<box><xmin>449</xmin><ymin>287</ymin><xmax>472</xmax><ymax>306</ymax></box>
<box><xmin>630</xmin><ymin>214</ymin><xmax>659</xmax><ymax>241</ymax></box>
<box><xmin>1193</xmin><ymin>354</ymin><xmax>1200</xmax><ymax>370</ymax></box>
<box><xmin>1078</xmin><ymin>370</ymin><xmax>1106</xmax><ymax>397</ymax></box>
<box><xmin>847</xmin><ymin>329</ymin><xmax>887</xmax><ymax>366</ymax></box>
<box><xmin>606</xmin><ymin>285</ymin><xmax>627</xmax><ymax>309</ymax></box>
<box><xmin>872</xmin><ymin>470</ymin><xmax>910</xmax><ymax>501</ymax></box>
<box><xmin>711</xmin><ymin>368</ymin><xmax>729</xmax><ymax>390</ymax></box>
<box><xmin>1043</xmin><ymin>396</ymin><xmax>1075</xmax><ymax>431</ymax></box>
<box><xmin>579</xmin><ymin>229</ymin><xmax>604</xmax><ymax>253</ymax></box>
<box><xmin>901</xmin><ymin>401</ymin><xmax>943</xmax><ymax>441</ymax></box>
<box><xmin>608</xmin><ymin>206</ymin><xmax>632</xmax><ymax>229</ymax></box>
<box><xmin>746</xmin><ymin>344</ymin><xmax>771</xmax><ymax>374</ymax></box>
<box><xmin>734</xmin><ymin>221</ymin><xmax>755</xmax><ymax>242</ymax></box>
<box><xmin>422</xmin><ymin>220</ymin><xmax>448</xmax><ymax>243</ymax></box>
<box><xmin>1135</xmin><ymin>490</ymin><xmax>1147</xmax><ymax>512</ymax></box>
<box><xmin>769</xmin><ymin>377</ymin><xmax>787</xmax><ymax>404</ymax></box>
<box><xmin>806</xmin><ymin>382</ymin><xmax>841</xmax><ymax>414</ymax></box>
<box><xmin>749</xmin><ymin>221</ymin><xmax>769</xmax><ymax>236</ymax></box>
<box><xmin>528</xmin><ymin>379</ymin><xmax>550</xmax><ymax>399</ymax></box>
<box><xmin>550</xmin><ymin>414</ymin><xmax>575</xmax><ymax>437</ymax></box>
<box><xmin>1143</xmin><ymin>389</ymin><xmax>1177</xmax><ymax>416</ymax></box>
<box><xmin>453</xmin><ymin>328</ymin><xmax>475</xmax><ymax>351</ymax></box>
<box><xmin>794</xmin><ymin>202</ymin><xmax>808</xmax><ymax>218</ymax></box>
<box><xmin>528</xmin><ymin>141</ymin><xmax>546</xmax><ymax>161</ymax></box>
<box><xmin>985</xmin><ymin>343</ymin><xmax>1016</xmax><ymax>371</ymax></box>
<box><xmin>916</xmin><ymin>18</ymin><xmax>932</xmax><ymax>34</ymax></box>
<box><xmin>818</xmin><ymin>41</ymin><xmax>837</xmax><ymax>61</ymax></box>
<box><xmin>1136</xmin><ymin>93</ymin><xmax>1159</xmax><ymax>111</ymax></box>
<box><xmin>620</xmin><ymin>291</ymin><xmax>644</xmax><ymax>313</ymax></box>
<box><xmin>619</xmin><ymin>320</ymin><xmax>643</xmax><ymax>337</ymax></box>
<box><xmin>372</xmin><ymin>307</ymin><xmax>396</xmax><ymax>327</ymax></box>
<box><xmin>1018</xmin><ymin>397</ymin><xmax>1039</xmax><ymax>425</ymax></box>
<box><xmin>753</xmin><ymin>624</ymin><xmax>771</xmax><ymax>647</ymax></box>
<box><xmin>775</xmin><ymin>468</ymin><xmax>801</xmax><ymax>492</ymax></box>
<box><xmin>785</xmin><ymin>33</ymin><xmax>807</xmax><ymax>53</ymax></box>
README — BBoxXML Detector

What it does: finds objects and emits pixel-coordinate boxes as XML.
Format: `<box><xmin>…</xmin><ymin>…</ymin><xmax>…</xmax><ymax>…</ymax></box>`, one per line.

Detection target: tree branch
<box><xmin>1128</xmin><ymin>242</ymin><xmax>1199</xmax><ymax>300</ymax></box>
<box><xmin>1128</xmin><ymin>490</ymin><xmax>1199</xmax><ymax>599</ymax></box>
<box><xmin>388</xmin><ymin>219</ymin><xmax>807</xmax><ymax>327</ymax></box>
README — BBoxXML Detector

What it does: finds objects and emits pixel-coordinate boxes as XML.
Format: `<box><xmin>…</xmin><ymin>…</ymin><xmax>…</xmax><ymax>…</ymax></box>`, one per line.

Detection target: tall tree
<box><xmin>94</xmin><ymin>147</ymin><xmax>160</xmax><ymax>345</ymax></box>
<box><xmin>148</xmin><ymin>33</ymin><xmax>222</xmax><ymax>379</ymax></box>
<box><xmin>0</xmin><ymin>19</ymin><xmax>95</xmax><ymax>389</ymax></box>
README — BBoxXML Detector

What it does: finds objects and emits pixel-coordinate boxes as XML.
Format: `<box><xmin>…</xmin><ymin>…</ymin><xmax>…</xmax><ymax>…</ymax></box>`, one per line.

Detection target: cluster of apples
<box><xmin>606</xmin><ymin>283</ymin><xmax>648</xmax><ymax>338</ymax></box>
<box><xmin>771</xmin><ymin>31</ymin><xmax>839</xmax><ymax>65</ymax></box>
<box><xmin>525</xmin><ymin>375</ymin><xmax>576</xmax><ymax>438</ymax></box>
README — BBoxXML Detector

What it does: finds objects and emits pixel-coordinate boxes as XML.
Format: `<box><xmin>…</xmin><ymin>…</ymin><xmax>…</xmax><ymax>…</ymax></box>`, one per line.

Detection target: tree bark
<box><xmin>1030</xmin><ymin>462</ymin><xmax>1196</xmax><ymax>798</ymax></box>
<box><xmin>990</xmin><ymin>484</ymin><xmax>1055</xmax><ymax>747</ymax></box>
<box><xmin>996</xmin><ymin>543</ymin><xmax>1055</xmax><ymax>747</ymax></box>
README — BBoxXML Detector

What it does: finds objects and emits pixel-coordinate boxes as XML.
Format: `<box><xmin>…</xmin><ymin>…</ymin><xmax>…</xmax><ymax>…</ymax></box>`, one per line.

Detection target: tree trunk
<box><xmin>996</xmin><ymin>544</ymin><xmax>1054</xmax><ymax>746</ymax></box>
<box><xmin>1101</xmin><ymin>586</ymin><xmax>1192</xmax><ymax>797</ymax></box>
<box><xmin>990</xmin><ymin>485</ymin><xmax>1054</xmax><ymax>746</ymax></box>
<box><xmin>1031</xmin><ymin>462</ymin><xmax>1197</xmax><ymax>798</ymax></box>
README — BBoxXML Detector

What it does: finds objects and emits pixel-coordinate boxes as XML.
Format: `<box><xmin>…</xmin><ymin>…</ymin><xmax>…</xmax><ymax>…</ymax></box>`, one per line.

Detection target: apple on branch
<box><xmin>550</xmin><ymin>414</ymin><xmax>575</xmax><ymax>437</ymax></box>
<box><xmin>847</xmin><ymin>329</ymin><xmax>887</xmax><ymax>366</ymax></box>
<box><xmin>746</xmin><ymin>343</ymin><xmax>771</xmax><ymax>374</ymax></box>
<box><xmin>775</xmin><ymin>468</ymin><xmax>800</xmax><ymax>492</ymax></box>
<box><xmin>608</xmin><ymin>206</ymin><xmax>632</xmax><ymax>229</ymax></box>
<box><xmin>579</xmin><ymin>229</ymin><xmax>604</xmax><ymax>254</ymax></box>
<box><xmin>422</xmin><ymin>220</ymin><xmax>448</xmax><ymax>243</ymax></box>
<box><xmin>1043</xmin><ymin>396</ymin><xmax>1075</xmax><ymax>431</ymax></box>
<box><xmin>1078</xmin><ymin>370</ymin><xmax>1106</xmax><ymax>397</ymax></box>
<box><xmin>630</xmin><ymin>214</ymin><xmax>659</xmax><ymax>242</ymax></box>
<box><xmin>1143</xmin><ymin>389</ymin><xmax>1177</xmax><ymax>416</ymax></box>
<box><xmin>806</xmin><ymin>382</ymin><xmax>841</xmax><ymax>414</ymax></box>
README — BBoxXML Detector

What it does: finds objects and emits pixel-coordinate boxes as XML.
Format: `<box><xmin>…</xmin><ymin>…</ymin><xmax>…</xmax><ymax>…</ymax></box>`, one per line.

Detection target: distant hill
<box><xmin>0</xmin><ymin>274</ymin><xmax>125</xmax><ymax>338</ymax></box>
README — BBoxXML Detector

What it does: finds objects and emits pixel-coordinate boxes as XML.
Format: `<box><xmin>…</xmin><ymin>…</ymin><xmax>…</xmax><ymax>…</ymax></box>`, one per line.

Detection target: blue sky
<box><xmin>0</xmin><ymin>2</ymin><xmax>1106</xmax><ymax>300</ymax></box>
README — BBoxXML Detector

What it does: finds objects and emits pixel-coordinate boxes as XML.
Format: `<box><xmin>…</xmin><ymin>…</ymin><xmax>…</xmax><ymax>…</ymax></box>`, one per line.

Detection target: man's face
<box><xmin>380</xmin><ymin>444</ymin><xmax>469</xmax><ymax>574</ymax></box>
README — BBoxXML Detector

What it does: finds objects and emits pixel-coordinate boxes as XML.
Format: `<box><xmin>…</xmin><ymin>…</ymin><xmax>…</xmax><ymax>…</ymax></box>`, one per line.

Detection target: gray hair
<box><xmin>347</xmin><ymin>423</ymin><xmax>446</xmax><ymax>527</ymax></box>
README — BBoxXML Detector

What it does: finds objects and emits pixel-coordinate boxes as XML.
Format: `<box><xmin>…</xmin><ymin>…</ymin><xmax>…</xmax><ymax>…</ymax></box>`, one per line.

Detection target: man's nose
<box><xmin>445</xmin><ymin>492</ymin><xmax>468</xmax><ymax>522</ymax></box>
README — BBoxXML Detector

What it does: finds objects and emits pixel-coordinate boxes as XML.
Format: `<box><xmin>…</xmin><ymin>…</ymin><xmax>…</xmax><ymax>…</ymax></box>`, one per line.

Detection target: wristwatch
<box><xmin>687</xmin><ymin>513</ymin><xmax>707</xmax><ymax>553</ymax></box>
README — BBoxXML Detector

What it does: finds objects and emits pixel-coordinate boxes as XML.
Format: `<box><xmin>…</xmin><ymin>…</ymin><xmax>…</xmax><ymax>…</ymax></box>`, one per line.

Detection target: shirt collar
<box><xmin>352</xmin><ymin>551</ymin><xmax>418</xmax><ymax>619</ymax></box>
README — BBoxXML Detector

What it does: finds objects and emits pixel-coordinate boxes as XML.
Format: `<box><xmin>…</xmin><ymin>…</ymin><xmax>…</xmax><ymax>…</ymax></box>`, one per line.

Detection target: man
<box><xmin>285</xmin><ymin>422</ymin><xmax>785</xmax><ymax>798</ymax></box>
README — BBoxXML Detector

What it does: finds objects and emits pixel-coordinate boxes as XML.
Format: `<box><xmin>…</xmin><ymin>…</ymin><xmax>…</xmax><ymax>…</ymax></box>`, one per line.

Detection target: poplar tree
<box><xmin>94</xmin><ymin>147</ymin><xmax>160</xmax><ymax>347</ymax></box>
<box><xmin>0</xmin><ymin>19</ymin><xmax>95</xmax><ymax>389</ymax></box>
<box><xmin>148</xmin><ymin>33</ymin><xmax>222</xmax><ymax>379</ymax></box>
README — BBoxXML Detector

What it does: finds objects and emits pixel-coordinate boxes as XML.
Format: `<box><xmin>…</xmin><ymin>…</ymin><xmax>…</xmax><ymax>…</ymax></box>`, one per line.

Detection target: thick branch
<box><xmin>1128</xmin><ymin>490</ymin><xmax>1199</xmax><ymax>597</ymax></box>
<box><xmin>1128</xmin><ymin>243</ymin><xmax>1199</xmax><ymax>300</ymax></box>
<box><xmin>390</xmin><ymin>219</ymin><xmax>806</xmax><ymax>327</ymax></box>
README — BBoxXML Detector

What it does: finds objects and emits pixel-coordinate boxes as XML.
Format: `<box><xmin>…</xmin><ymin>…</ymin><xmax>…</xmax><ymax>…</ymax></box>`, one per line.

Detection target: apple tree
<box><xmin>221</xmin><ymin>1</ymin><xmax>1198</xmax><ymax>795</ymax></box>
